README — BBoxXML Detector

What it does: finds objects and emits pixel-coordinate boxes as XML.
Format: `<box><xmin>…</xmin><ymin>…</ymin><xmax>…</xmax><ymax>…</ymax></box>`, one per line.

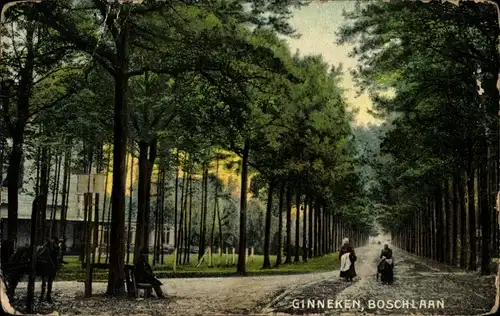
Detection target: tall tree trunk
<box><xmin>153</xmin><ymin>171</ymin><xmax>161</xmax><ymax>266</ymax></box>
<box><xmin>430</xmin><ymin>198</ymin><xmax>436</xmax><ymax>260</ymax></box>
<box><xmin>445</xmin><ymin>179</ymin><xmax>452</xmax><ymax>264</ymax></box>
<box><xmin>174</xmin><ymin>151</ymin><xmax>179</xmax><ymax>249</ymax></box>
<box><xmin>186</xmin><ymin>172</ymin><xmax>193</xmax><ymax>264</ymax></box>
<box><xmin>435</xmin><ymin>185</ymin><xmax>444</xmax><ymax>263</ymax></box>
<box><xmin>314</xmin><ymin>202</ymin><xmax>318</xmax><ymax>257</ymax></box>
<box><xmin>284</xmin><ymin>185</ymin><xmax>292</xmax><ymax>264</ymax></box>
<box><xmin>143</xmin><ymin>139</ymin><xmax>157</xmax><ymax>255</ymax></box>
<box><xmin>59</xmin><ymin>144</ymin><xmax>70</xmax><ymax>240</ymax></box>
<box><xmin>452</xmin><ymin>174</ymin><xmax>459</xmax><ymax>266</ymax></box>
<box><xmin>49</xmin><ymin>155</ymin><xmax>61</xmax><ymax>238</ymax></box>
<box><xmin>198</xmin><ymin>166</ymin><xmax>206</xmax><ymax>260</ymax></box>
<box><xmin>92</xmin><ymin>146</ymin><xmax>103</xmax><ymax>268</ymax></box>
<box><xmin>491</xmin><ymin>158</ymin><xmax>498</xmax><ymax>267</ymax></box>
<box><xmin>183</xmin><ymin>168</ymin><xmax>191</xmax><ymax>265</ymax></box>
<box><xmin>294</xmin><ymin>190</ymin><xmax>300</xmax><ymax>263</ymax></box>
<box><xmin>236</xmin><ymin>139</ymin><xmax>250</xmax><ymax>274</ymax></box>
<box><xmin>126</xmin><ymin>148</ymin><xmax>134</xmax><ymax>264</ymax></box>
<box><xmin>61</xmin><ymin>145</ymin><xmax>72</xmax><ymax>253</ymax></box>
<box><xmin>263</xmin><ymin>180</ymin><xmax>274</xmax><ymax>269</ymax></box>
<box><xmin>160</xmin><ymin>168</ymin><xmax>166</xmax><ymax>264</ymax></box>
<box><xmin>4</xmin><ymin>17</ymin><xmax>34</xmax><ymax>256</ymax></box>
<box><xmin>82</xmin><ymin>149</ymin><xmax>93</xmax><ymax>269</ymax></box>
<box><xmin>176</xmin><ymin>153</ymin><xmax>189</xmax><ymax>264</ymax></box>
<box><xmin>322</xmin><ymin>207</ymin><xmax>326</xmax><ymax>254</ymax></box>
<box><xmin>308</xmin><ymin>197</ymin><xmax>313</xmax><ymax>258</ymax></box>
<box><xmin>479</xmin><ymin>147</ymin><xmax>491</xmax><ymax>275</ymax></box>
<box><xmin>181</xmin><ymin>161</ymin><xmax>189</xmax><ymax>264</ymax></box>
<box><xmin>183</xmin><ymin>168</ymin><xmax>190</xmax><ymax>265</ymax></box>
<box><xmin>459</xmin><ymin>170</ymin><xmax>467</xmax><ymax>268</ymax></box>
<box><xmin>215</xmin><ymin>159</ymin><xmax>223</xmax><ymax>250</ymax></box>
<box><xmin>467</xmin><ymin>158</ymin><xmax>477</xmax><ymax>270</ymax></box>
<box><xmin>134</xmin><ymin>141</ymin><xmax>149</xmax><ymax>263</ymax></box>
<box><xmin>107</xmin><ymin>19</ymin><xmax>130</xmax><ymax>295</ymax></box>
<box><xmin>26</xmin><ymin>196</ymin><xmax>40</xmax><ymax>313</ymax></box>
<box><xmin>201</xmin><ymin>167</ymin><xmax>209</xmax><ymax>259</ymax></box>
<box><xmin>2</xmin><ymin>94</ymin><xmax>22</xmax><ymax>261</ymax></box>
<box><xmin>210</xmin><ymin>160</ymin><xmax>219</xmax><ymax>253</ymax></box>
<box><xmin>437</xmin><ymin>183</ymin><xmax>445</xmax><ymax>262</ymax></box>
<box><xmin>39</xmin><ymin>147</ymin><xmax>52</xmax><ymax>244</ymax></box>
<box><xmin>302</xmin><ymin>196</ymin><xmax>308</xmax><ymax>262</ymax></box>
<box><xmin>275</xmin><ymin>182</ymin><xmax>285</xmax><ymax>267</ymax></box>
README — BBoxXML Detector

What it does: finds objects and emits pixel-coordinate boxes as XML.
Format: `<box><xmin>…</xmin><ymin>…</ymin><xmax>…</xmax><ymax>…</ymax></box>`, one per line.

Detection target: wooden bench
<box><xmin>79</xmin><ymin>262</ymin><xmax>155</xmax><ymax>298</ymax></box>
<box><xmin>125</xmin><ymin>265</ymin><xmax>154</xmax><ymax>298</ymax></box>
<box><xmin>81</xmin><ymin>263</ymin><xmax>137</xmax><ymax>297</ymax></box>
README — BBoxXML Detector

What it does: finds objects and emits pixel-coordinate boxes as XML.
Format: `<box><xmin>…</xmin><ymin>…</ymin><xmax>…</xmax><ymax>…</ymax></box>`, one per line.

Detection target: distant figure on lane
<box><xmin>378</xmin><ymin>244</ymin><xmax>394</xmax><ymax>284</ymax></box>
<box><xmin>339</xmin><ymin>238</ymin><xmax>357</xmax><ymax>282</ymax></box>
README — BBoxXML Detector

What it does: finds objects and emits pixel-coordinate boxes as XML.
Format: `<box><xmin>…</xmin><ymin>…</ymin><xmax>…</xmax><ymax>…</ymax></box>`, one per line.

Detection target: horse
<box><xmin>2</xmin><ymin>238</ymin><xmax>66</xmax><ymax>303</ymax></box>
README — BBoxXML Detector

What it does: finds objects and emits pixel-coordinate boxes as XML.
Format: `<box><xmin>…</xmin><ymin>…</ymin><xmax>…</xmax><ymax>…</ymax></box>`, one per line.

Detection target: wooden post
<box><xmin>84</xmin><ymin>193</ymin><xmax>93</xmax><ymax>297</ymax></box>
<box><xmin>225</xmin><ymin>247</ymin><xmax>229</xmax><ymax>266</ymax></box>
<box><xmin>173</xmin><ymin>248</ymin><xmax>177</xmax><ymax>272</ymax></box>
<box><xmin>217</xmin><ymin>247</ymin><xmax>221</xmax><ymax>266</ymax></box>
<box><xmin>209</xmin><ymin>247</ymin><xmax>213</xmax><ymax>267</ymax></box>
<box><xmin>195</xmin><ymin>248</ymin><xmax>211</xmax><ymax>268</ymax></box>
<box><xmin>245</xmin><ymin>248</ymin><xmax>249</xmax><ymax>263</ymax></box>
<box><xmin>250</xmin><ymin>247</ymin><xmax>254</xmax><ymax>262</ymax></box>
<box><xmin>232</xmin><ymin>247</ymin><xmax>235</xmax><ymax>265</ymax></box>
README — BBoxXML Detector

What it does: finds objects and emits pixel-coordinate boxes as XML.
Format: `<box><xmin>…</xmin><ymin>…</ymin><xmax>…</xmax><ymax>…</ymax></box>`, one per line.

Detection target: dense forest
<box><xmin>338</xmin><ymin>0</ymin><xmax>500</xmax><ymax>275</ymax></box>
<box><xmin>0</xmin><ymin>0</ymin><xmax>376</xmax><ymax>299</ymax></box>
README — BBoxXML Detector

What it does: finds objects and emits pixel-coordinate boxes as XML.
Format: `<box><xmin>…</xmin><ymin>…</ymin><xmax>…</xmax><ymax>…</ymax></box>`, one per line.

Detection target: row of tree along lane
<box><xmin>338</xmin><ymin>0</ymin><xmax>500</xmax><ymax>276</ymax></box>
<box><xmin>0</xmin><ymin>0</ymin><xmax>375</xmax><ymax>307</ymax></box>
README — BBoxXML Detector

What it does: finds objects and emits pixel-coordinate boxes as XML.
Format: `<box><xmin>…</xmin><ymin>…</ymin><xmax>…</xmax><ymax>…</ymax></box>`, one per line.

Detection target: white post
<box><xmin>173</xmin><ymin>248</ymin><xmax>177</xmax><ymax>272</ymax></box>
<box><xmin>232</xmin><ymin>248</ymin><xmax>235</xmax><ymax>265</ymax></box>
<box><xmin>225</xmin><ymin>247</ymin><xmax>229</xmax><ymax>266</ymax></box>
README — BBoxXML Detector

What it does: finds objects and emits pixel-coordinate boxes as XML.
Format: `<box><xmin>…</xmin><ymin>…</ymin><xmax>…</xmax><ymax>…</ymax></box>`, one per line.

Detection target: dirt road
<box><xmin>263</xmin><ymin>245</ymin><xmax>495</xmax><ymax>315</ymax></box>
<box><xmin>11</xmin><ymin>244</ymin><xmax>496</xmax><ymax>315</ymax></box>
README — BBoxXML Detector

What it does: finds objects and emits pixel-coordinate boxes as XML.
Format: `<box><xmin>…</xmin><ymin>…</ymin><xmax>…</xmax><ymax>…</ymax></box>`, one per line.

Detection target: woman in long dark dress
<box><xmin>379</xmin><ymin>244</ymin><xmax>394</xmax><ymax>284</ymax></box>
<box><xmin>339</xmin><ymin>239</ymin><xmax>357</xmax><ymax>281</ymax></box>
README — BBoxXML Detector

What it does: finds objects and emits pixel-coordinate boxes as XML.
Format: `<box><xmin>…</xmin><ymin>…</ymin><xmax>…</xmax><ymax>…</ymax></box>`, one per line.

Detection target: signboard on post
<box><xmin>77</xmin><ymin>175</ymin><xmax>92</xmax><ymax>194</ymax></box>
<box><xmin>93</xmin><ymin>174</ymin><xmax>106</xmax><ymax>193</ymax></box>
<box><xmin>76</xmin><ymin>173</ymin><xmax>105</xmax><ymax>298</ymax></box>
<box><xmin>77</xmin><ymin>174</ymin><xmax>106</xmax><ymax>194</ymax></box>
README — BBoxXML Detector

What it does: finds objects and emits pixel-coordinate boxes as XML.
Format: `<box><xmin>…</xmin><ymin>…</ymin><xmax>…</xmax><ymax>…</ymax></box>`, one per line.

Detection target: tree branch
<box><xmin>28</xmin><ymin>89</ymin><xmax>76</xmax><ymax>120</ymax></box>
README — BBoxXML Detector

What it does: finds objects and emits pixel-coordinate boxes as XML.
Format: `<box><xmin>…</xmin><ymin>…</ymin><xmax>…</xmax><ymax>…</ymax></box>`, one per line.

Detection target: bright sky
<box><xmin>286</xmin><ymin>1</ymin><xmax>382</xmax><ymax>126</ymax></box>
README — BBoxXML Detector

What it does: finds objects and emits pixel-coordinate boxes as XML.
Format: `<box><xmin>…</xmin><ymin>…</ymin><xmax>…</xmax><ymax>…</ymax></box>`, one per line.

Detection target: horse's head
<box><xmin>47</xmin><ymin>238</ymin><xmax>66</xmax><ymax>268</ymax></box>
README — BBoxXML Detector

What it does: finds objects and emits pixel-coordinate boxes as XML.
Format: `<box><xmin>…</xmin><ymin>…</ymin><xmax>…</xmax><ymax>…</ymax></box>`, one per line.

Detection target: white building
<box><xmin>0</xmin><ymin>150</ymin><xmax>175</xmax><ymax>254</ymax></box>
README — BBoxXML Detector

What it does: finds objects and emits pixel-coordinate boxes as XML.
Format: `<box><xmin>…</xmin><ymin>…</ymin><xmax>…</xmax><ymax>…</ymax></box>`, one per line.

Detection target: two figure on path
<box><xmin>339</xmin><ymin>238</ymin><xmax>357</xmax><ymax>282</ymax></box>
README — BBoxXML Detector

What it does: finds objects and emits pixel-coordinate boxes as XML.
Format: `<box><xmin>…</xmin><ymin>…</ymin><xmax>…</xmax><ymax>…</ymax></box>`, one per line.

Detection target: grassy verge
<box><xmin>57</xmin><ymin>253</ymin><xmax>340</xmax><ymax>281</ymax></box>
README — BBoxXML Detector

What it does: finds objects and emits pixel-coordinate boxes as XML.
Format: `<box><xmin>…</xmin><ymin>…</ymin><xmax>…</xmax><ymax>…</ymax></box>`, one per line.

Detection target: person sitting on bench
<box><xmin>135</xmin><ymin>251</ymin><xmax>164</xmax><ymax>298</ymax></box>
